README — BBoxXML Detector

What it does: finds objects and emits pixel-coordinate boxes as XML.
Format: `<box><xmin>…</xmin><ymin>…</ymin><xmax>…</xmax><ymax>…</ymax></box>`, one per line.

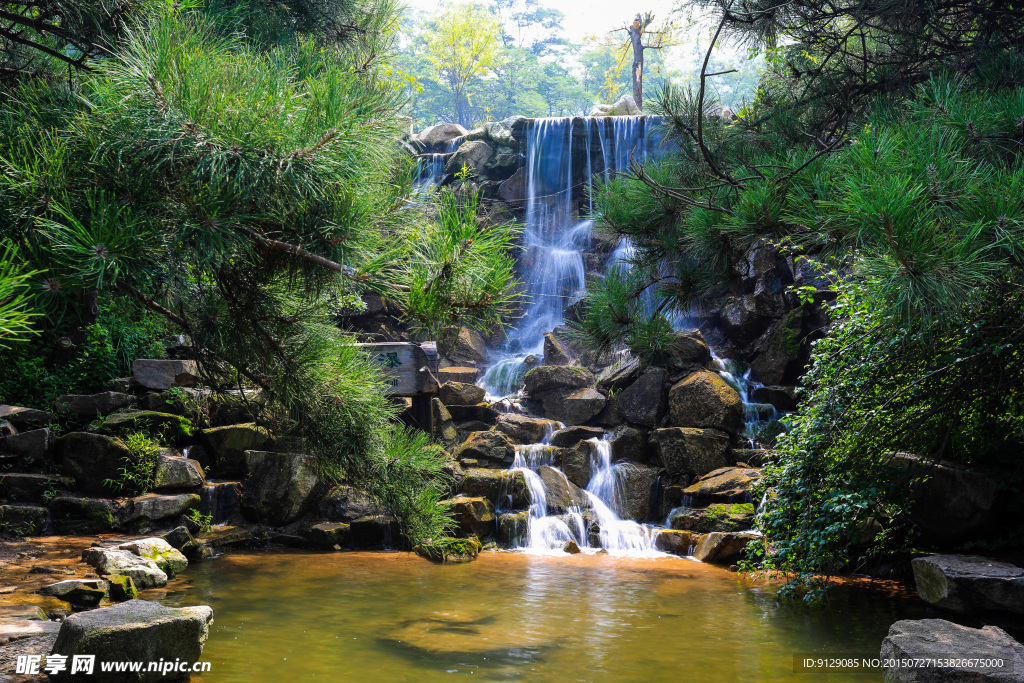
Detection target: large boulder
<box><xmin>131</xmin><ymin>359</ymin><xmax>199</xmax><ymax>391</ymax></box>
<box><xmin>669</xmin><ymin>504</ymin><xmax>755</xmax><ymax>533</ymax></box>
<box><xmin>152</xmin><ymin>452</ymin><xmax>205</xmax><ymax>490</ymax></box>
<box><xmin>460</xmin><ymin>468</ymin><xmax>530</xmax><ymax>509</ymax></box>
<box><xmin>596</xmin><ymin>356</ymin><xmax>643</xmax><ymax>391</ymax></box>
<box><xmin>890</xmin><ymin>453</ymin><xmax>998</xmax><ymax>543</ymax></box>
<box><xmin>880</xmin><ymin>619</ymin><xmax>1024</xmax><ymax>683</ymax></box>
<box><xmin>718</xmin><ymin>295</ymin><xmax>767</xmax><ymax>347</ymax></box>
<box><xmin>128</xmin><ymin>493</ymin><xmax>200</xmax><ymax>523</ymax></box>
<box><xmin>682</xmin><ymin>467</ymin><xmax>761</xmax><ymax>504</ymax></box>
<box><xmin>668</xmin><ymin>330</ymin><xmax>712</xmax><ymax>369</ymax></box>
<box><xmin>549</xmin><ymin>426</ymin><xmax>603</xmax><ymax>448</ymax></box>
<box><xmin>911</xmin><ymin>555</ymin><xmax>1024</xmax><ymax>615</ymax></box>
<box><xmin>242</xmin><ymin>451</ymin><xmax>321</xmax><ymax>525</ymax></box>
<box><xmin>439</xmin><ymin>381</ymin><xmax>486</xmax><ymax>406</ymax></box>
<box><xmin>498</xmin><ymin>167</ymin><xmax>527</xmax><ymax>204</ymax></box>
<box><xmin>454</xmin><ymin>431</ymin><xmax>515</xmax><ymax>467</ymax></box>
<box><xmin>495</xmin><ymin>414</ymin><xmax>561</xmax><ymax>444</ymax></box>
<box><xmin>117</xmin><ymin>538</ymin><xmax>188</xmax><ymax>578</ymax></box>
<box><xmin>747</xmin><ymin>311</ymin><xmax>808</xmax><ymax>386</ymax></box>
<box><xmin>523</xmin><ymin>365</ymin><xmax>593</xmax><ymax>396</ymax></box>
<box><xmin>485</xmin><ymin>120</ymin><xmax>516</xmax><ymax>147</ymax></box>
<box><xmin>81</xmin><ymin>548</ymin><xmax>167</xmax><ymax>589</ymax></box>
<box><xmin>316</xmin><ymin>485</ymin><xmax>378</xmax><ymax>522</ymax></box>
<box><xmin>497</xmin><ymin>510</ymin><xmax>530</xmax><ymax>546</ymax></box>
<box><xmin>49</xmin><ymin>600</ymin><xmax>213</xmax><ymax>682</ymax></box>
<box><xmin>54</xmin><ymin>432</ymin><xmax>133</xmax><ymax>496</ymax></box>
<box><xmin>650</xmin><ymin>428</ymin><xmax>731</xmax><ymax>483</ymax></box>
<box><xmin>588</xmin><ymin>94</ymin><xmax>641</xmax><ymax>116</ymax></box>
<box><xmin>654</xmin><ymin>529</ymin><xmax>694</xmax><ymax>555</ymax></box>
<box><xmin>541</xmin><ymin>388</ymin><xmax>606</xmax><ymax>426</ymax></box>
<box><xmin>55</xmin><ymin>392</ymin><xmax>135</xmax><ymax>422</ymax></box>
<box><xmin>537</xmin><ymin>465</ymin><xmax>589</xmax><ymax>514</ymax></box>
<box><xmin>445</xmin><ymin>140</ymin><xmax>493</xmax><ymax>175</ymax></box>
<box><xmin>200</xmin><ymin>423</ymin><xmax>272</xmax><ymax>477</ymax></box>
<box><xmin>439</xmin><ymin>327</ymin><xmax>487</xmax><ymax>366</ymax></box>
<box><xmin>543</xmin><ymin>332</ymin><xmax>572</xmax><ymax>366</ymax></box>
<box><xmin>616</xmin><ymin>464</ymin><xmax>661</xmax><ymax>522</ymax></box>
<box><xmin>667</xmin><ymin>369</ymin><xmax>743</xmax><ymax>435</ymax></box>
<box><xmin>416</xmin><ymin>122</ymin><xmax>468</xmax><ymax>148</ymax></box>
<box><xmin>444</xmin><ymin>496</ymin><xmax>496</xmax><ymax>538</ymax></box>
<box><xmin>559</xmin><ymin>443</ymin><xmax>591</xmax><ymax>488</ymax></box>
<box><xmin>692</xmin><ymin>531</ymin><xmax>757</xmax><ymax>564</ymax></box>
<box><xmin>616</xmin><ymin>368</ymin><xmax>666</xmax><ymax>427</ymax></box>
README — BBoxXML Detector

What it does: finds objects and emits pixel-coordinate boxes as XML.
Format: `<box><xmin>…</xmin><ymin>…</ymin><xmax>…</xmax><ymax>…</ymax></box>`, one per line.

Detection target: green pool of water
<box><xmin>163</xmin><ymin>550</ymin><xmax>931</xmax><ymax>682</ymax></box>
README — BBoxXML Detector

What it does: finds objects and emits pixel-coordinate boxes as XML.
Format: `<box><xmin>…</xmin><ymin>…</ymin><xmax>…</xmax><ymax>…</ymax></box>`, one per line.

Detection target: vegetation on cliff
<box><xmin>572</xmin><ymin>0</ymin><xmax>1024</xmax><ymax>596</ymax></box>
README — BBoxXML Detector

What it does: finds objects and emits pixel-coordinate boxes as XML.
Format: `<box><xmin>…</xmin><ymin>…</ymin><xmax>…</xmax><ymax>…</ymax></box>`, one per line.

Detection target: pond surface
<box><xmin>162</xmin><ymin>550</ymin><xmax>932</xmax><ymax>682</ymax></box>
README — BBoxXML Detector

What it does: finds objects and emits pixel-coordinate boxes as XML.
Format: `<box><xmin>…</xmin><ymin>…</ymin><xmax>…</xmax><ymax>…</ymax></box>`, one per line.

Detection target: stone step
<box><xmin>0</xmin><ymin>473</ymin><xmax>75</xmax><ymax>503</ymax></box>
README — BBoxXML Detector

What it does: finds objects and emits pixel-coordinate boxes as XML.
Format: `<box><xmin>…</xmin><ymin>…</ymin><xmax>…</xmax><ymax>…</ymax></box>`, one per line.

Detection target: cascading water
<box><xmin>508</xmin><ymin>437</ymin><xmax>660</xmax><ymax>556</ymax></box>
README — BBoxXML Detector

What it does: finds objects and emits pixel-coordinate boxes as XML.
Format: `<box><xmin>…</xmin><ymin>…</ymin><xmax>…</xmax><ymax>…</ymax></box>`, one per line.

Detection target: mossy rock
<box><xmin>98</xmin><ymin>410</ymin><xmax>193</xmax><ymax>442</ymax></box>
<box><xmin>413</xmin><ymin>536</ymin><xmax>482</xmax><ymax>563</ymax></box>
<box><xmin>669</xmin><ymin>503</ymin><xmax>755</xmax><ymax>533</ymax></box>
<box><xmin>104</xmin><ymin>575</ymin><xmax>138</xmax><ymax>601</ymax></box>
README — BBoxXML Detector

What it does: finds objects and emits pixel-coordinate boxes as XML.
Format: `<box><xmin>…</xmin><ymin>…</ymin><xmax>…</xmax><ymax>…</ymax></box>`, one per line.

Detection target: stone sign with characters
<box><xmin>357</xmin><ymin>341</ymin><xmax>439</xmax><ymax>397</ymax></box>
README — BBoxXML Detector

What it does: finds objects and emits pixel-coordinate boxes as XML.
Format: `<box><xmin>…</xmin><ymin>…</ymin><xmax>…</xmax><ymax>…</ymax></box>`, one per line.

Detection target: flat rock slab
<box><xmin>0</xmin><ymin>619</ymin><xmax>61</xmax><ymax>645</ymax></box>
<box><xmin>132</xmin><ymin>359</ymin><xmax>199</xmax><ymax>391</ymax></box>
<box><xmin>50</xmin><ymin>599</ymin><xmax>213</xmax><ymax>682</ymax></box>
<box><xmin>912</xmin><ymin>554</ymin><xmax>1024</xmax><ymax>615</ymax></box>
<box><xmin>81</xmin><ymin>547</ymin><xmax>168</xmax><ymax>589</ymax></box>
<box><xmin>129</xmin><ymin>492</ymin><xmax>200</xmax><ymax>522</ymax></box>
<box><xmin>38</xmin><ymin>579</ymin><xmax>108</xmax><ymax>606</ymax></box>
<box><xmin>881</xmin><ymin>619</ymin><xmax>1024</xmax><ymax>682</ymax></box>
<box><xmin>56</xmin><ymin>392</ymin><xmax>135</xmax><ymax>421</ymax></box>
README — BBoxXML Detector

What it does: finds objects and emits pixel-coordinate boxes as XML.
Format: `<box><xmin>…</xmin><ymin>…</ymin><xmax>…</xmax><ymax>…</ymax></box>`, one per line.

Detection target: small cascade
<box><xmin>508</xmin><ymin>437</ymin><xmax>661</xmax><ymax>556</ymax></box>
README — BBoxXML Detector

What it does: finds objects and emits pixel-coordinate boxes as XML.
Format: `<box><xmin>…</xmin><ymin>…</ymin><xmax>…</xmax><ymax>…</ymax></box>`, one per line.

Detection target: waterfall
<box><xmin>508</xmin><ymin>437</ymin><xmax>660</xmax><ymax>556</ymax></box>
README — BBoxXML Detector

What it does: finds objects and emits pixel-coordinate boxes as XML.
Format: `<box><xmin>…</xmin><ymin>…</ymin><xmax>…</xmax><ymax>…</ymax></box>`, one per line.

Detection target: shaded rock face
<box><xmin>132</xmin><ymin>359</ymin><xmax>199</xmax><ymax>391</ymax></box>
<box><xmin>616</xmin><ymin>464</ymin><xmax>661</xmax><ymax>522</ymax></box>
<box><xmin>439</xmin><ymin>327</ymin><xmax>487</xmax><ymax>366</ymax></box>
<box><xmin>559</xmin><ymin>444</ymin><xmax>591</xmax><ymax>489</ymax></box>
<box><xmin>890</xmin><ymin>453</ymin><xmax>998</xmax><ymax>544</ymax></box>
<box><xmin>242</xmin><ymin>451</ymin><xmax>321</xmax><ymax>525</ymax></box>
<box><xmin>200</xmin><ymin>423</ymin><xmax>271</xmax><ymax>477</ymax></box>
<box><xmin>651</xmin><ymin>428</ymin><xmax>731</xmax><ymax>483</ymax></box>
<box><xmin>543</xmin><ymin>332</ymin><xmax>572</xmax><ymax>365</ymax></box>
<box><xmin>682</xmin><ymin>467</ymin><xmax>761</xmax><ymax>504</ymax></box>
<box><xmin>498</xmin><ymin>167</ymin><xmax>527</xmax><ymax>204</ymax></box>
<box><xmin>668</xmin><ymin>331</ymin><xmax>712</xmax><ymax>371</ymax></box>
<box><xmin>305</xmin><ymin>522</ymin><xmax>349</xmax><ymax>548</ymax></box>
<box><xmin>880</xmin><ymin>619</ymin><xmax>1024</xmax><ymax>683</ymax></box>
<box><xmin>0</xmin><ymin>473</ymin><xmax>74</xmax><ymax>503</ymax></box>
<box><xmin>54</xmin><ymin>432</ymin><xmax>133</xmax><ymax>496</ymax></box>
<box><xmin>667</xmin><ymin>369</ymin><xmax>743</xmax><ymax>435</ymax></box>
<box><xmin>56</xmin><ymin>392</ymin><xmax>135</xmax><ymax>421</ymax></box>
<box><xmin>349</xmin><ymin>515</ymin><xmax>402</xmax><ymax>549</ymax></box>
<box><xmin>0</xmin><ymin>405</ymin><xmax>53</xmax><ymax>430</ymax></box>
<box><xmin>49</xmin><ymin>497</ymin><xmax>119</xmax><ymax>533</ymax></box>
<box><xmin>439</xmin><ymin>382</ymin><xmax>486</xmax><ymax>406</ymax></box>
<box><xmin>38</xmin><ymin>579</ymin><xmax>107</xmax><ymax>607</ymax></box>
<box><xmin>608</xmin><ymin>426</ymin><xmax>648</xmax><ymax>463</ymax></box>
<box><xmin>596</xmin><ymin>357</ymin><xmax>642</xmax><ymax>391</ymax></box>
<box><xmin>430</xmin><ymin>398</ymin><xmax>459</xmax><ymax>447</ymax></box>
<box><xmin>616</xmin><ymin>368</ymin><xmax>666</xmax><ymax>428</ymax></box>
<box><xmin>460</xmin><ymin>468</ymin><xmax>530</xmax><ymax>510</ymax></box>
<box><xmin>455</xmin><ymin>431</ymin><xmax>515</xmax><ymax>468</ymax></box>
<box><xmin>50</xmin><ymin>599</ymin><xmax>213</xmax><ymax>682</ymax></box>
<box><xmin>692</xmin><ymin>531</ymin><xmax>757</xmax><ymax>564</ymax></box>
<box><xmin>523</xmin><ymin>366</ymin><xmax>593</xmax><ymax>396</ymax></box>
<box><xmin>495</xmin><ymin>414</ymin><xmax>561</xmax><ymax>444</ymax></box>
<box><xmin>669</xmin><ymin>504</ymin><xmax>755</xmax><ymax>533</ymax></box>
<box><xmin>541</xmin><ymin>388</ymin><xmax>606</xmax><ymax>426</ymax></box>
<box><xmin>912</xmin><ymin>555</ymin><xmax>1024</xmax><ymax>615</ymax></box>
<box><xmin>0</xmin><ymin>427</ymin><xmax>49</xmax><ymax>462</ymax></box>
<box><xmin>445</xmin><ymin>496</ymin><xmax>496</xmax><ymax>538</ymax></box>
<box><xmin>318</xmin><ymin>485</ymin><xmax>378</xmax><ymax>523</ymax></box>
<box><xmin>0</xmin><ymin>504</ymin><xmax>48</xmax><ymax>535</ymax></box>
<box><xmin>536</xmin><ymin>465</ymin><xmax>589</xmax><ymax>514</ymax></box>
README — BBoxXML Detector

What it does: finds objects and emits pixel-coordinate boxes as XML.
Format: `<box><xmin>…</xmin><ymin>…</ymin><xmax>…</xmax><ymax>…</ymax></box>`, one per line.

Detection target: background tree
<box><xmin>618</xmin><ymin>11</ymin><xmax>673</xmax><ymax>109</ymax></box>
<box><xmin>423</xmin><ymin>2</ymin><xmax>502</xmax><ymax>125</ymax></box>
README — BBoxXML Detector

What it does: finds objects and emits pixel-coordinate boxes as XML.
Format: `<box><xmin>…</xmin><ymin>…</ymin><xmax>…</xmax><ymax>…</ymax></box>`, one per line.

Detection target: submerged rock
<box><xmin>667</xmin><ymin>369</ymin><xmax>743</xmax><ymax>435</ymax></box>
<box><xmin>669</xmin><ymin>504</ymin><xmax>755</xmax><ymax>533</ymax></box>
<box><xmin>880</xmin><ymin>619</ymin><xmax>1024</xmax><ymax>683</ymax></box>
<box><xmin>50</xmin><ymin>599</ymin><xmax>213</xmax><ymax>682</ymax></box>
<box><xmin>912</xmin><ymin>555</ymin><xmax>1024</xmax><ymax>615</ymax></box>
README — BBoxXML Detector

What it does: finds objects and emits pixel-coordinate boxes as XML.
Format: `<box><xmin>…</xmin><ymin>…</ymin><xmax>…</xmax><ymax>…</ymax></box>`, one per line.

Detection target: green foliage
<box><xmin>0</xmin><ymin>244</ymin><xmax>41</xmax><ymax>348</ymax></box>
<box><xmin>400</xmin><ymin>190</ymin><xmax>522</xmax><ymax>339</ymax></box>
<box><xmin>0</xmin><ymin>298</ymin><xmax>167</xmax><ymax>409</ymax></box>
<box><xmin>103</xmin><ymin>431</ymin><xmax>162</xmax><ymax>496</ymax></box>
<box><xmin>184</xmin><ymin>508</ymin><xmax>213</xmax><ymax>533</ymax></box>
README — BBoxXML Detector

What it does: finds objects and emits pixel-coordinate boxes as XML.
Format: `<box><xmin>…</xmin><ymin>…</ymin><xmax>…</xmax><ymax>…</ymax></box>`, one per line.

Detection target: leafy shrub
<box><xmin>103</xmin><ymin>431</ymin><xmax>161</xmax><ymax>496</ymax></box>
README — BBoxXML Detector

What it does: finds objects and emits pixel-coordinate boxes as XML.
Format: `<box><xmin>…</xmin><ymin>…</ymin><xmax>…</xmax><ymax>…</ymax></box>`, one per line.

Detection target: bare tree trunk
<box><xmin>629</xmin><ymin>13</ymin><xmax>644</xmax><ymax>111</ymax></box>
